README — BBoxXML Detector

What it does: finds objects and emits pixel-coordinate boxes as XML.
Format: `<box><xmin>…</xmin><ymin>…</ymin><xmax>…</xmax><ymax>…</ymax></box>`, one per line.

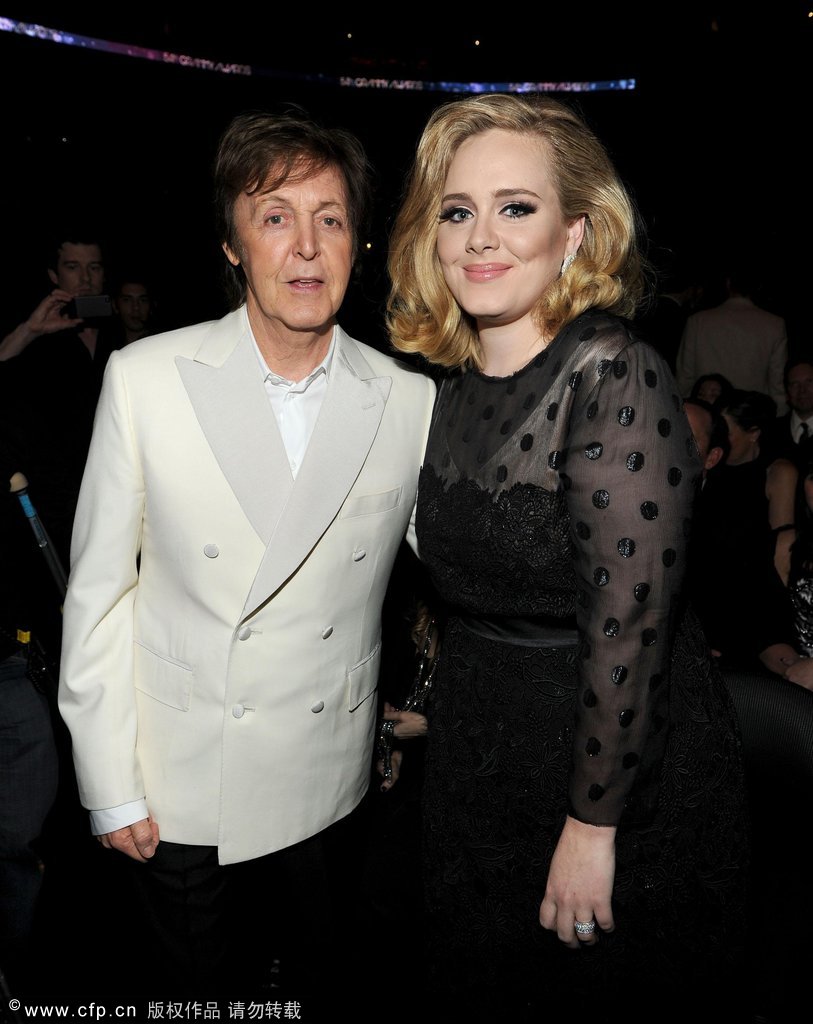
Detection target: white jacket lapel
<box><xmin>241</xmin><ymin>329</ymin><xmax>391</xmax><ymax>619</ymax></box>
<box><xmin>175</xmin><ymin>308</ymin><xmax>293</xmax><ymax>546</ymax></box>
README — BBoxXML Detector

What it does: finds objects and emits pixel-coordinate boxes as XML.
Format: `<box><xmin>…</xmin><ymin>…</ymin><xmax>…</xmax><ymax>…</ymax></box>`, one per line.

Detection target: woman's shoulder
<box><xmin>565</xmin><ymin>310</ymin><xmax>665</xmax><ymax>367</ymax></box>
<box><xmin>766</xmin><ymin>455</ymin><xmax>798</xmax><ymax>487</ymax></box>
<box><xmin>563</xmin><ymin>310</ymin><xmax>678</xmax><ymax>396</ymax></box>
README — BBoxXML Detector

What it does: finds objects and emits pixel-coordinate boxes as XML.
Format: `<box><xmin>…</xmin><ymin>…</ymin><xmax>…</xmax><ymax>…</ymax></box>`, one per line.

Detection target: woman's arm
<box><xmin>539</xmin><ymin>328</ymin><xmax>697</xmax><ymax>942</ymax></box>
<box><xmin>766</xmin><ymin>457</ymin><xmax>798</xmax><ymax>585</ymax></box>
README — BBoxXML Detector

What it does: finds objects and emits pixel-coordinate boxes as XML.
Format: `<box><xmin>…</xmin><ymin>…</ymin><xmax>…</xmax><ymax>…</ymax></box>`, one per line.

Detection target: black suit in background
<box><xmin>763</xmin><ymin>413</ymin><xmax>813</xmax><ymax>470</ymax></box>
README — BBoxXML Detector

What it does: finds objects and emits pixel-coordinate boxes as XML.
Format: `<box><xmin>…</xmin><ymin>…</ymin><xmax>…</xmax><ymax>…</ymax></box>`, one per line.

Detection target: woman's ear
<box><xmin>565</xmin><ymin>215</ymin><xmax>586</xmax><ymax>256</ymax></box>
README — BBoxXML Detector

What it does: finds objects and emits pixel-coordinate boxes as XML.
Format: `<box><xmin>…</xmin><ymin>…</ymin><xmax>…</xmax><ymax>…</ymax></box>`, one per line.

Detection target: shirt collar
<box><xmin>250</xmin><ymin>327</ymin><xmax>337</xmax><ymax>392</ymax></box>
<box><xmin>791</xmin><ymin>410</ymin><xmax>813</xmax><ymax>435</ymax></box>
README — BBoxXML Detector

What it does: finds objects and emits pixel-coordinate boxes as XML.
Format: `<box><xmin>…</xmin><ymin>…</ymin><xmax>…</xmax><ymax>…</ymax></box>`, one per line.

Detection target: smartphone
<box><xmin>64</xmin><ymin>294</ymin><xmax>113</xmax><ymax>319</ymax></box>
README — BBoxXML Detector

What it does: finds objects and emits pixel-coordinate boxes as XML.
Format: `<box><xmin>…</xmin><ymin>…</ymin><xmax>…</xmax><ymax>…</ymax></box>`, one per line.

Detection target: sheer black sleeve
<box><xmin>563</xmin><ymin>329</ymin><xmax>699</xmax><ymax>826</ymax></box>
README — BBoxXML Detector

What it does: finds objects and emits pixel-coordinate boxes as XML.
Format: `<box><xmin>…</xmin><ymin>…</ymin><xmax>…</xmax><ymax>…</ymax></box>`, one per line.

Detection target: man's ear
<box><xmin>705</xmin><ymin>446</ymin><xmax>725</xmax><ymax>472</ymax></box>
<box><xmin>222</xmin><ymin>241</ymin><xmax>240</xmax><ymax>267</ymax></box>
<box><xmin>47</xmin><ymin>268</ymin><xmax>59</xmax><ymax>286</ymax></box>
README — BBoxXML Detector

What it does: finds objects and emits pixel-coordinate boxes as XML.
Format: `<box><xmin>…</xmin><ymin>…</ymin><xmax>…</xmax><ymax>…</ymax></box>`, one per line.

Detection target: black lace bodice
<box><xmin>416</xmin><ymin>311</ymin><xmax>702</xmax><ymax>826</ymax></box>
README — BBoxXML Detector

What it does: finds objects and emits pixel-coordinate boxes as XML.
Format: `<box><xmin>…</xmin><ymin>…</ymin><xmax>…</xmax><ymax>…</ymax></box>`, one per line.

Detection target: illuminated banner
<box><xmin>0</xmin><ymin>17</ymin><xmax>635</xmax><ymax>93</ymax></box>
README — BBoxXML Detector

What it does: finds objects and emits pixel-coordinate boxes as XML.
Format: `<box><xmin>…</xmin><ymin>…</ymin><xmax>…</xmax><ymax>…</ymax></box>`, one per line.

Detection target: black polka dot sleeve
<box><xmin>564</xmin><ymin>332</ymin><xmax>699</xmax><ymax>827</ymax></box>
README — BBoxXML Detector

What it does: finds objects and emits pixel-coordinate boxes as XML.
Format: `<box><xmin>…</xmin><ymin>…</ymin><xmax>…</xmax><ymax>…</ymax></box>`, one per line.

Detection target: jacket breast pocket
<box><xmin>339</xmin><ymin>487</ymin><xmax>402</xmax><ymax>520</ymax></box>
<box><xmin>133</xmin><ymin>640</ymin><xmax>193</xmax><ymax>711</ymax></box>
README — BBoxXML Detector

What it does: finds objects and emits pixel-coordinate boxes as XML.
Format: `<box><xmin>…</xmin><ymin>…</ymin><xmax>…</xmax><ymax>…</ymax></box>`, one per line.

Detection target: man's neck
<box><xmin>77</xmin><ymin>325</ymin><xmax>99</xmax><ymax>359</ymax></box>
<box><xmin>248</xmin><ymin>314</ymin><xmax>335</xmax><ymax>384</ymax></box>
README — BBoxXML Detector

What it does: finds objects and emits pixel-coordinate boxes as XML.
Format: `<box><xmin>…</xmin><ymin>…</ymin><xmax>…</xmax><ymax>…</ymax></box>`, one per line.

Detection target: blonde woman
<box><xmin>387</xmin><ymin>93</ymin><xmax>748</xmax><ymax>1019</ymax></box>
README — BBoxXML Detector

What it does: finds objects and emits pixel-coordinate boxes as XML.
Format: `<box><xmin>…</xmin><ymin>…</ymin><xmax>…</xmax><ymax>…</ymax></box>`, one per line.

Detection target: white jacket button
<box><xmin>203</xmin><ymin>544</ymin><xmax>219</xmax><ymax>558</ymax></box>
<box><xmin>352</xmin><ymin>548</ymin><xmax>366</xmax><ymax>561</ymax></box>
<box><xmin>310</xmin><ymin>700</ymin><xmax>325</xmax><ymax>713</ymax></box>
<box><xmin>237</xmin><ymin>626</ymin><xmax>252</xmax><ymax>641</ymax></box>
<box><xmin>321</xmin><ymin>626</ymin><xmax>334</xmax><ymax>639</ymax></box>
<box><xmin>232</xmin><ymin>705</ymin><xmax>245</xmax><ymax>719</ymax></box>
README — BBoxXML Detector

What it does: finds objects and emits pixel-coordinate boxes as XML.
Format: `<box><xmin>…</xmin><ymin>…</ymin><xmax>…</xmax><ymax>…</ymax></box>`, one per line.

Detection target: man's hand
<box><xmin>98</xmin><ymin>817</ymin><xmax>160</xmax><ymax>862</ymax></box>
<box><xmin>27</xmin><ymin>289</ymin><xmax>83</xmax><ymax>335</ymax></box>
<box><xmin>0</xmin><ymin>289</ymin><xmax>83</xmax><ymax>361</ymax></box>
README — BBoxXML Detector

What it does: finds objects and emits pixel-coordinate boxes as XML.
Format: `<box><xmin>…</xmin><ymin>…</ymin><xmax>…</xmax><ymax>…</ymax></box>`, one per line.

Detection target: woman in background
<box><xmin>688</xmin><ymin>371</ymin><xmax>733</xmax><ymax>410</ymax></box>
<box><xmin>387</xmin><ymin>93</ymin><xmax>748</xmax><ymax>1021</ymax></box>
<box><xmin>689</xmin><ymin>389</ymin><xmax>798</xmax><ymax>678</ymax></box>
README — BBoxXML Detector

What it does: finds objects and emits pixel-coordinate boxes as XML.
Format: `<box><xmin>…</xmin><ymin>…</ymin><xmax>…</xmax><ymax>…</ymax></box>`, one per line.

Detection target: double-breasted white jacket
<box><xmin>59</xmin><ymin>307</ymin><xmax>435</xmax><ymax>864</ymax></box>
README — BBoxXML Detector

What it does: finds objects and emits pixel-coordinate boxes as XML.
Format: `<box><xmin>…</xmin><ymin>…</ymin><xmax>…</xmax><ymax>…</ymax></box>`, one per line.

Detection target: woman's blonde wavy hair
<box><xmin>387</xmin><ymin>93</ymin><xmax>646</xmax><ymax>370</ymax></box>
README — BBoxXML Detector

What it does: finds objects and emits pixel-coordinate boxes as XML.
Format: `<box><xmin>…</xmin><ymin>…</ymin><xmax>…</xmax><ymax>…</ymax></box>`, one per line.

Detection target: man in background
<box><xmin>676</xmin><ymin>264</ymin><xmax>787</xmax><ymax>411</ymax></box>
<box><xmin>765</xmin><ymin>357</ymin><xmax>813</xmax><ymax>467</ymax></box>
<box><xmin>112</xmin><ymin>276</ymin><xmax>157</xmax><ymax>346</ymax></box>
<box><xmin>0</xmin><ymin>232</ymin><xmax>116</xmax><ymax>562</ymax></box>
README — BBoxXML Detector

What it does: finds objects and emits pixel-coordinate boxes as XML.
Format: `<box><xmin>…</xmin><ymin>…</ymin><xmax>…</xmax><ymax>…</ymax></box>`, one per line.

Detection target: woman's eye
<box><xmin>440</xmin><ymin>207</ymin><xmax>472</xmax><ymax>224</ymax></box>
<box><xmin>502</xmin><ymin>202</ymin><xmax>535</xmax><ymax>218</ymax></box>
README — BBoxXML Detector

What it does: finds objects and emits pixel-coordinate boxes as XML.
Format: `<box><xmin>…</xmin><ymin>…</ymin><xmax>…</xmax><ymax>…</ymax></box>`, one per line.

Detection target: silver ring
<box><xmin>574</xmin><ymin>919</ymin><xmax>596</xmax><ymax>936</ymax></box>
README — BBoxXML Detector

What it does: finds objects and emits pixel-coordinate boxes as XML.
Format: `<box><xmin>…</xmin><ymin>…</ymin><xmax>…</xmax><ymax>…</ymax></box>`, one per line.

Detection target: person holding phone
<box><xmin>0</xmin><ymin>232</ymin><xmax>117</xmax><ymax>567</ymax></box>
<box><xmin>0</xmin><ymin>233</ymin><xmax>111</xmax><ymax>362</ymax></box>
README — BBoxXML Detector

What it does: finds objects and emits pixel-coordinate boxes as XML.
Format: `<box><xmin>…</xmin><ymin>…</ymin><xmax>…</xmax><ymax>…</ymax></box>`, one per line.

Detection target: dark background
<box><xmin>1</xmin><ymin>5</ymin><xmax>810</xmax><ymax>344</ymax></box>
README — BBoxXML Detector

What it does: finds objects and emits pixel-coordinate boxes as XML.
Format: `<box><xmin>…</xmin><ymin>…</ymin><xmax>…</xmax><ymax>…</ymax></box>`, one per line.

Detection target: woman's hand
<box><xmin>782</xmin><ymin>655</ymin><xmax>813</xmax><ymax>691</ymax></box>
<box><xmin>377</xmin><ymin>749</ymin><xmax>403</xmax><ymax>791</ymax></box>
<box><xmin>539</xmin><ymin>815</ymin><xmax>616</xmax><ymax>948</ymax></box>
<box><xmin>376</xmin><ymin>702</ymin><xmax>429</xmax><ymax>792</ymax></box>
<box><xmin>382</xmin><ymin>701</ymin><xmax>429</xmax><ymax>740</ymax></box>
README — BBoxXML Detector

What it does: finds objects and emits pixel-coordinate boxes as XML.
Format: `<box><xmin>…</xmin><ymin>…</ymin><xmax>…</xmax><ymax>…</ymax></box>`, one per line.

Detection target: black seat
<box><xmin>722</xmin><ymin>669</ymin><xmax>813</xmax><ymax>1022</ymax></box>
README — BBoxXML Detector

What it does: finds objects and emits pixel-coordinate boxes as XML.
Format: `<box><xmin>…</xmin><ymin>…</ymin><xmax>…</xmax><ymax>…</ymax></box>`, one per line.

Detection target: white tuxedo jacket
<box><xmin>59</xmin><ymin>308</ymin><xmax>435</xmax><ymax>864</ymax></box>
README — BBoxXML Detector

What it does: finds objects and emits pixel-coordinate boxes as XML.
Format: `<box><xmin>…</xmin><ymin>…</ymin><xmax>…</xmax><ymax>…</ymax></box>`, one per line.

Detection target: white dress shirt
<box><xmin>255</xmin><ymin>331</ymin><xmax>335</xmax><ymax>478</ymax></box>
<box><xmin>790</xmin><ymin>411</ymin><xmax>813</xmax><ymax>445</ymax></box>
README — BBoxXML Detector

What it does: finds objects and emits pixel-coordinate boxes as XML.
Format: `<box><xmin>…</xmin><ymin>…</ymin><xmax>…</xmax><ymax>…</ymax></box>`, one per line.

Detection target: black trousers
<box><xmin>129</xmin><ymin>805</ymin><xmax>369</xmax><ymax>1008</ymax></box>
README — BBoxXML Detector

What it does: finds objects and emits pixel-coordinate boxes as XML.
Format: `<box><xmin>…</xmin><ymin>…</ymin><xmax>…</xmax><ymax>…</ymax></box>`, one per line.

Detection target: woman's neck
<box><xmin>478</xmin><ymin>320</ymin><xmax>553</xmax><ymax>378</ymax></box>
<box><xmin>727</xmin><ymin>444</ymin><xmax>761</xmax><ymax>467</ymax></box>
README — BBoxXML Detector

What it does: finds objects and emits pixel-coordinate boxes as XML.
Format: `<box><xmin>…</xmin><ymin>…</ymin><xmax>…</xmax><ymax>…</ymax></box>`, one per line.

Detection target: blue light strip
<box><xmin>0</xmin><ymin>17</ymin><xmax>635</xmax><ymax>93</ymax></box>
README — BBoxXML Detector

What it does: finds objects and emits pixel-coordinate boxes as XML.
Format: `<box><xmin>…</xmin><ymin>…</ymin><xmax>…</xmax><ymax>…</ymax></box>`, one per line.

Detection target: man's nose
<box><xmin>294</xmin><ymin>220</ymin><xmax>319</xmax><ymax>259</ymax></box>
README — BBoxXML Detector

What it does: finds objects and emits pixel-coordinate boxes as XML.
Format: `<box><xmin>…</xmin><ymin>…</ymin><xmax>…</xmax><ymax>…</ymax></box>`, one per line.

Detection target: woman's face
<box><xmin>696</xmin><ymin>379</ymin><xmax>722</xmax><ymax>405</ymax></box>
<box><xmin>436</xmin><ymin>129</ymin><xmax>583</xmax><ymax>340</ymax></box>
<box><xmin>722</xmin><ymin>412</ymin><xmax>759</xmax><ymax>465</ymax></box>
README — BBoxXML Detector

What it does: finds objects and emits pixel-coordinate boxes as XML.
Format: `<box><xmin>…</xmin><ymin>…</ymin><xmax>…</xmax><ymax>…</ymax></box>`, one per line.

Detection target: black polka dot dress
<box><xmin>415</xmin><ymin>311</ymin><xmax>748</xmax><ymax>1015</ymax></box>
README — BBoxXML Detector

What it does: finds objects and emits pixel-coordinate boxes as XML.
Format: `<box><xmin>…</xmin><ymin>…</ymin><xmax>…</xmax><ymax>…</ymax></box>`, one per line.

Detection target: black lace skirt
<box><xmin>421</xmin><ymin>611</ymin><xmax>749</xmax><ymax>1021</ymax></box>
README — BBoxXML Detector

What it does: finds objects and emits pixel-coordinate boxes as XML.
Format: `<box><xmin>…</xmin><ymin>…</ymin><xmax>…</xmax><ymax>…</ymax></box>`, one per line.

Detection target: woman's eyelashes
<box><xmin>501</xmin><ymin>201</ymin><xmax>537</xmax><ymax>218</ymax></box>
<box><xmin>439</xmin><ymin>205</ymin><xmax>473</xmax><ymax>223</ymax></box>
<box><xmin>439</xmin><ymin>200</ymin><xmax>538</xmax><ymax>224</ymax></box>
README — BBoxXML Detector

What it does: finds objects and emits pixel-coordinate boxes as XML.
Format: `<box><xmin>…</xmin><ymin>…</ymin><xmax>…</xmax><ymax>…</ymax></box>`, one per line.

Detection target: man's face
<box><xmin>114</xmin><ymin>283</ymin><xmax>152</xmax><ymax>333</ymax></box>
<box><xmin>222</xmin><ymin>163</ymin><xmax>353</xmax><ymax>347</ymax></box>
<box><xmin>786</xmin><ymin>363</ymin><xmax>813</xmax><ymax>417</ymax></box>
<box><xmin>48</xmin><ymin>242</ymin><xmax>105</xmax><ymax>296</ymax></box>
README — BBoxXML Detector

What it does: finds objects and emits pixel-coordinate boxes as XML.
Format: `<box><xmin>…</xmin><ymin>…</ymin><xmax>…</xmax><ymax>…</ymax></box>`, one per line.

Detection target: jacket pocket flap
<box><xmin>340</xmin><ymin>487</ymin><xmax>402</xmax><ymax>519</ymax></box>
<box><xmin>347</xmin><ymin>642</ymin><xmax>381</xmax><ymax>712</ymax></box>
<box><xmin>134</xmin><ymin>640</ymin><xmax>193</xmax><ymax>711</ymax></box>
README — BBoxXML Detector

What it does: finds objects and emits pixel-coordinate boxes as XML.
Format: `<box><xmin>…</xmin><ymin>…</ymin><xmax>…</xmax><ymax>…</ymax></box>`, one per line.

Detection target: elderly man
<box><xmin>58</xmin><ymin>112</ymin><xmax>434</xmax><ymax>998</ymax></box>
